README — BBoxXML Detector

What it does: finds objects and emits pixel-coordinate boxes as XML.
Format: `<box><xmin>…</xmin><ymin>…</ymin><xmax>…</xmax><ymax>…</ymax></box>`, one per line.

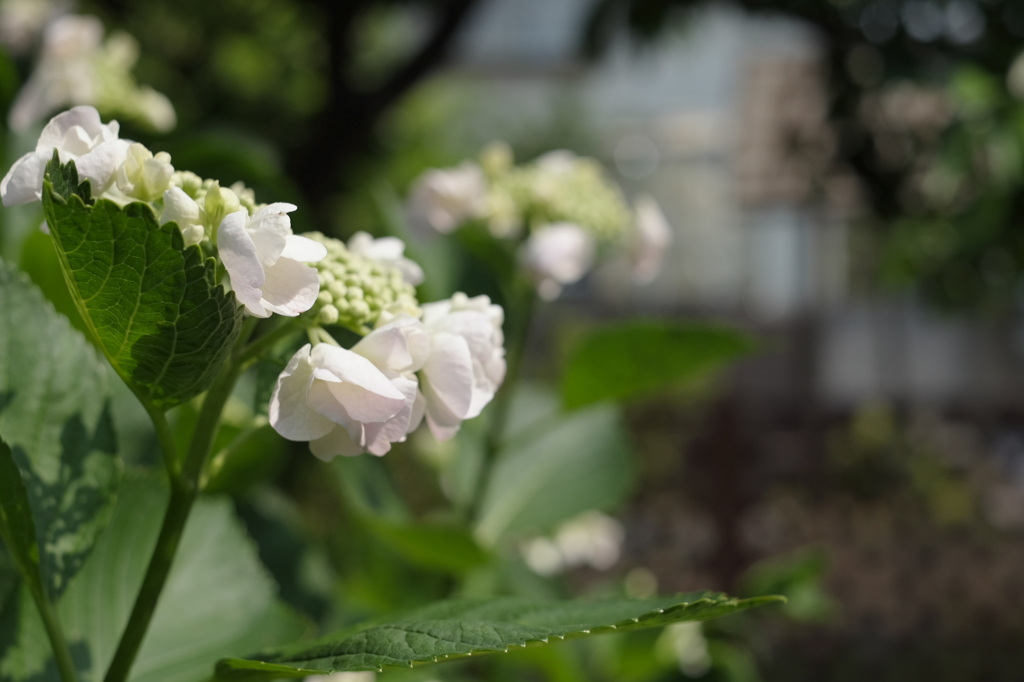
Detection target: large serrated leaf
<box><xmin>562</xmin><ymin>321</ymin><xmax>757</xmax><ymax>410</ymax></box>
<box><xmin>0</xmin><ymin>261</ymin><xmax>119</xmax><ymax>601</ymax></box>
<box><xmin>40</xmin><ymin>157</ymin><xmax>243</xmax><ymax>410</ymax></box>
<box><xmin>215</xmin><ymin>593</ymin><xmax>784</xmax><ymax>680</ymax></box>
<box><xmin>1</xmin><ymin>474</ymin><xmax>306</xmax><ymax>682</ymax></box>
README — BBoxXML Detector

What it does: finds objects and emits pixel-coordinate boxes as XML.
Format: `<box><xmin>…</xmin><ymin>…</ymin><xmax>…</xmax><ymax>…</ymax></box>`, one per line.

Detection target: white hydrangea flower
<box><xmin>8</xmin><ymin>14</ymin><xmax>176</xmax><ymax>133</ymax></box>
<box><xmin>161</xmin><ymin>187</ymin><xmax>204</xmax><ymax>247</ymax></box>
<box><xmin>518</xmin><ymin>222</ymin><xmax>597</xmax><ymax>301</ymax></box>
<box><xmin>135</xmin><ymin>86</ymin><xmax>176</xmax><ymax>133</ymax></box>
<box><xmin>346</xmin><ymin>231</ymin><xmax>424</xmax><ymax>286</ymax></box>
<box><xmin>1</xmin><ymin>105</ymin><xmax>128</xmax><ymax>206</ymax></box>
<box><xmin>419</xmin><ymin>293</ymin><xmax>506</xmax><ymax>441</ymax></box>
<box><xmin>0</xmin><ymin>0</ymin><xmax>69</xmax><ymax>55</ymax></box>
<box><xmin>8</xmin><ymin>15</ymin><xmax>103</xmax><ymax>133</ymax></box>
<box><xmin>338</xmin><ymin>316</ymin><xmax>431</xmax><ymax>455</ymax></box>
<box><xmin>116</xmin><ymin>142</ymin><xmax>173</xmax><ymax>202</ymax></box>
<box><xmin>522</xmin><ymin>511</ymin><xmax>625</xmax><ymax>576</ymax></box>
<box><xmin>269</xmin><ymin>343</ymin><xmax>409</xmax><ymax>460</ymax></box>
<box><xmin>631</xmin><ymin>194</ymin><xmax>672</xmax><ymax>284</ymax></box>
<box><xmin>407</xmin><ymin>161</ymin><xmax>487</xmax><ymax>234</ymax></box>
<box><xmin>218</xmin><ymin>203</ymin><xmax>327</xmax><ymax>318</ymax></box>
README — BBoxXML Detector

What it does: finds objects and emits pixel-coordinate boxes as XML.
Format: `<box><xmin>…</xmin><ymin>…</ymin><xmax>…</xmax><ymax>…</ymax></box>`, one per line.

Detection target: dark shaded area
<box><xmin>74</xmin><ymin>0</ymin><xmax>484</xmax><ymax>230</ymax></box>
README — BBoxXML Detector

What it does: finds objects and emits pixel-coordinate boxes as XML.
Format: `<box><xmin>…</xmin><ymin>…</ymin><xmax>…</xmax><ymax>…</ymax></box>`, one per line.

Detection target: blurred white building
<box><xmin>443</xmin><ymin>0</ymin><xmax>1024</xmax><ymax>412</ymax></box>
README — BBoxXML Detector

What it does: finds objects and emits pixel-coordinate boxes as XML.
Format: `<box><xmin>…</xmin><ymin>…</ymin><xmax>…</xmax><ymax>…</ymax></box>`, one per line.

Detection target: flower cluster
<box><xmin>0</xmin><ymin>106</ymin><xmax>322</xmax><ymax>321</ymax></box>
<box><xmin>9</xmin><ymin>15</ymin><xmax>175</xmax><ymax>133</ymax></box>
<box><xmin>269</xmin><ymin>293</ymin><xmax>505</xmax><ymax>459</ymax></box>
<box><xmin>2</xmin><ymin>105</ymin><xmax>507</xmax><ymax>461</ymax></box>
<box><xmin>407</xmin><ymin>144</ymin><xmax>673</xmax><ymax>299</ymax></box>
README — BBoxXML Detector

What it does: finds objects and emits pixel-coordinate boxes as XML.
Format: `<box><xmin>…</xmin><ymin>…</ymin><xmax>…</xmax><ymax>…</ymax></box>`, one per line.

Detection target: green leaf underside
<box><xmin>216</xmin><ymin>593</ymin><xmax>785</xmax><ymax>680</ymax></box>
<box><xmin>41</xmin><ymin>157</ymin><xmax>243</xmax><ymax>410</ymax></box>
<box><xmin>0</xmin><ymin>260</ymin><xmax>119</xmax><ymax>601</ymax></box>
<box><xmin>1</xmin><ymin>474</ymin><xmax>305</xmax><ymax>682</ymax></box>
<box><xmin>563</xmin><ymin>321</ymin><xmax>757</xmax><ymax>410</ymax></box>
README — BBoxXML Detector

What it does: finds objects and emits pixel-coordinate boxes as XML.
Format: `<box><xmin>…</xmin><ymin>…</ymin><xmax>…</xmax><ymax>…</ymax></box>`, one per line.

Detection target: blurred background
<box><xmin>5</xmin><ymin>0</ymin><xmax>1024</xmax><ymax>680</ymax></box>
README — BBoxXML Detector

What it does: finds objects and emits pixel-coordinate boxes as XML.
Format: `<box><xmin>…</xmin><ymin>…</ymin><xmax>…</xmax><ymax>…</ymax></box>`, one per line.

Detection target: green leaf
<box><xmin>475</xmin><ymin>402</ymin><xmax>633</xmax><ymax>545</ymax></box>
<box><xmin>365</xmin><ymin>518</ymin><xmax>489</xmax><ymax>575</ymax></box>
<box><xmin>215</xmin><ymin>593</ymin><xmax>785</xmax><ymax>680</ymax></box>
<box><xmin>0</xmin><ymin>474</ymin><xmax>306</xmax><ymax>682</ymax></box>
<box><xmin>562</xmin><ymin>321</ymin><xmax>756</xmax><ymax>410</ymax></box>
<box><xmin>0</xmin><ymin>261</ymin><xmax>119</xmax><ymax>600</ymax></box>
<box><xmin>41</xmin><ymin>157</ymin><xmax>244</xmax><ymax>410</ymax></box>
<box><xmin>0</xmin><ymin>439</ymin><xmax>38</xmax><ymax>603</ymax></box>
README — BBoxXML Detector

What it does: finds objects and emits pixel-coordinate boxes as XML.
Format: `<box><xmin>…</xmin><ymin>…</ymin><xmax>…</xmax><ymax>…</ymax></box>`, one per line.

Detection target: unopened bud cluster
<box><xmin>524</xmin><ymin>156</ymin><xmax>632</xmax><ymax>243</ymax></box>
<box><xmin>305</xmin><ymin>232</ymin><xmax>421</xmax><ymax>333</ymax></box>
<box><xmin>484</xmin><ymin>148</ymin><xmax>632</xmax><ymax>244</ymax></box>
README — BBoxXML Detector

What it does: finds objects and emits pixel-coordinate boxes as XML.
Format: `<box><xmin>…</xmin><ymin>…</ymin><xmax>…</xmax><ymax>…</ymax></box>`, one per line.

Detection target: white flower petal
<box><xmin>76</xmin><ymin>138</ymin><xmax>129</xmax><ymax>193</ymax></box>
<box><xmin>421</xmin><ymin>332</ymin><xmax>475</xmax><ymax>422</ymax></box>
<box><xmin>247</xmin><ymin>202</ymin><xmax>296</xmax><ymax>267</ymax></box>
<box><xmin>424</xmin><ymin>399</ymin><xmax>464</xmax><ymax>442</ymax></box>
<box><xmin>631</xmin><ymin>194</ymin><xmax>672</xmax><ymax>284</ymax></box>
<box><xmin>161</xmin><ymin>187</ymin><xmax>200</xmax><ymax>226</ymax></box>
<box><xmin>280</xmin><ymin>234</ymin><xmax>328</xmax><ymax>263</ymax></box>
<box><xmin>260</xmin><ymin>257</ymin><xmax>320</xmax><ymax>317</ymax></box>
<box><xmin>346</xmin><ymin>231</ymin><xmax>424</xmax><ymax>286</ymax></box>
<box><xmin>520</xmin><ymin>222</ymin><xmax>596</xmax><ymax>289</ymax></box>
<box><xmin>353</xmin><ymin>317</ymin><xmax>429</xmax><ymax>375</ymax></box>
<box><xmin>1</xmin><ymin>151</ymin><xmax>47</xmax><ymax>206</ymax></box>
<box><xmin>218</xmin><ymin>210</ymin><xmax>268</xmax><ymax>316</ymax></box>
<box><xmin>361</xmin><ymin>374</ymin><xmax>420</xmax><ymax>455</ymax></box>
<box><xmin>269</xmin><ymin>345</ymin><xmax>337</xmax><ymax>441</ymax></box>
<box><xmin>310</xmin><ymin>344</ymin><xmax>407</xmax><ymax>407</ymax></box>
<box><xmin>306</xmin><ymin>381</ymin><xmax>364</xmax><ymax>430</ymax></box>
<box><xmin>36</xmin><ymin>105</ymin><xmax>103</xmax><ymax>151</ymax></box>
<box><xmin>309</xmin><ymin>426</ymin><xmax>364</xmax><ymax>461</ymax></box>
<box><xmin>407</xmin><ymin>162</ymin><xmax>487</xmax><ymax>235</ymax></box>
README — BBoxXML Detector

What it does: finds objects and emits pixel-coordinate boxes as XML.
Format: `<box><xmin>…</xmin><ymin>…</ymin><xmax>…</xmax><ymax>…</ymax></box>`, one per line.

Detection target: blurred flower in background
<box><xmin>0</xmin><ymin>0</ymin><xmax>69</xmax><ymax>55</ymax></box>
<box><xmin>406</xmin><ymin>143</ymin><xmax>671</xmax><ymax>300</ymax></box>
<box><xmin>9</xmin><ymin>13</ymin><xmax>175</xmax><ymax>133</ymax></box>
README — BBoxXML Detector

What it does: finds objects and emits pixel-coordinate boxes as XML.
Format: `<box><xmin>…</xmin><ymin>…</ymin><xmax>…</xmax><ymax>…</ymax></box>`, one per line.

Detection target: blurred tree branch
<box><xmin>290</xmin><ymin>0</ymin><xmax>480</xmax><ymax>225</ymax></box>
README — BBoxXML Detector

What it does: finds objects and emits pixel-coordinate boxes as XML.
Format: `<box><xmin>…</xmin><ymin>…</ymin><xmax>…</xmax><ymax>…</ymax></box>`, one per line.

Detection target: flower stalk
<box><xmin>29</xmin><ymin>587</ymin><xmax>78</xmax><ymax>682</ymax></box>
<box><xmin>102</xmin><ymin>320</ymin><xmax>263</xmax><ymax>682</ymax></box>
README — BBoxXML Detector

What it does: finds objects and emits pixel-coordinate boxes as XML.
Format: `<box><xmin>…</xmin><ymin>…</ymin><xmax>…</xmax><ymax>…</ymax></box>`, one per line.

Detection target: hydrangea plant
<box><xmin>0</xmin><ymin>106</ymin><xmax>780</xmax><ymax>682</ymax></box>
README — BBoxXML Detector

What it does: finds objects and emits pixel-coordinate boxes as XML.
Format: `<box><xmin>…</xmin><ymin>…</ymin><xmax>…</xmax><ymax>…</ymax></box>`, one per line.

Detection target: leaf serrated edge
<box><xmin>41</xmin><ymin>174</ymin><xmax>242</xmax><ymax>410</ymax></box>
<box><xmin>213</xmin><ymin>595</ymin><xmax>787</xmax><ymax>680</ymax></box>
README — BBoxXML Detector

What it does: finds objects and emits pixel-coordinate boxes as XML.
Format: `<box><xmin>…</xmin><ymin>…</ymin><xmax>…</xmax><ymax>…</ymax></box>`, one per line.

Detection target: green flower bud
<box><xmin>303</xmin><ymin>232</ymin><xmax>421</xmax><ymax>334</ymax></box>
<box><xmin>318</xmin><ymin>304</ymin><xmax>340</xmax><ymax>325</ymax></box>
<box><xmin>116</xmin><ymin>142</ymin><xmax>174</xmax><ymax>202</ymax></box>
<box><xmin>203</xmin><ymin>182</ymin><xmax>241</xmax><ymax>233</ymax></box>
<box><xmin>230</xmin><ymin>181</ymin><xmax>259</xmax><ymax>215</ymax></box>
<box><xmin>171</xmin><ymin>171</ymin><xmax>204</xmax><ymax>199</ymax></box>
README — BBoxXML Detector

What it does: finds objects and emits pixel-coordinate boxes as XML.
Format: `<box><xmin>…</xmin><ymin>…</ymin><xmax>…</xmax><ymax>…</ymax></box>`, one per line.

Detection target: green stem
<box><xmin>467</xmin><ymin>279</ymin><xmax>537</xmax><ymax>520</ymax></box>
<box><xmin>101</xmin><ymin>478</ymin><xmax>194</xmax><ymax>682</ymax></box>
<box><xmin>145</xmin><ymin>404</ymin><xmax>180</xmax><ymax>479</ymax></box>
<box><xmin>236</xmin><ymin>318</ymin><xmax>304</xmax><ymax>369</ymax></box>
<box><xmin>103</xmin><ymin>318</ymin><xmax>267</xmax><ymax>682</ymax></box>
<box><xmin>30</xmin><ymin>587</ymin><xmax>78</xmax><ymax>682</ymax></box>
